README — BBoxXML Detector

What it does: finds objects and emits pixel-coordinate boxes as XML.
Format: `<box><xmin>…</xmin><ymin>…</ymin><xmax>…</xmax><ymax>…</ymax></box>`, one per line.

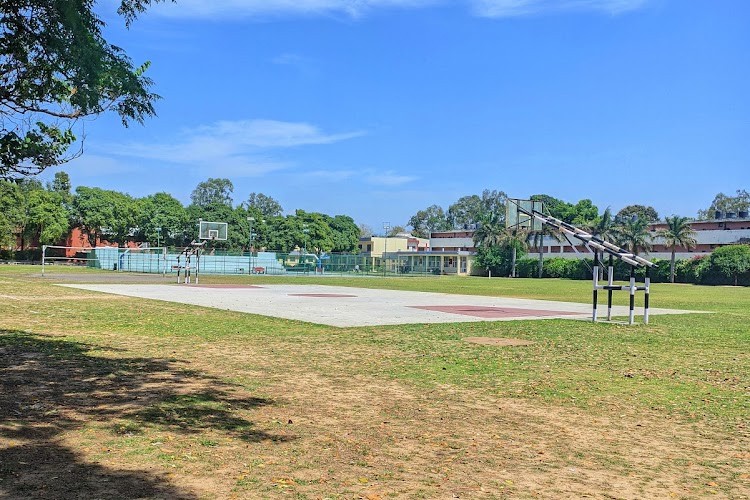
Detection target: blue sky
<box><xmin>41</xmin><ymin>0</ymin><xmax>749</xmax><ymax>229</ymax></box>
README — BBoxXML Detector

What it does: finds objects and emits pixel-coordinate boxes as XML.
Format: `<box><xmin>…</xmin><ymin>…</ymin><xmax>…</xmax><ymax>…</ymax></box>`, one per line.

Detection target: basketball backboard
<box><xmin>198</xmin><ymin>220</ymin><xmax>228</xmax><ymax>241</ymax></box>
<box><xmin>506</xmin><ymin>199</ymin><xmax>543</xmax><ymax>231</ymax></box>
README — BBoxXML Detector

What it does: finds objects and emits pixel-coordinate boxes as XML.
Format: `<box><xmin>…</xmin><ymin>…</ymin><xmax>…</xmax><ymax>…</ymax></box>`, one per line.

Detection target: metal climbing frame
<box><xmin>507</xmin><ymin>199</ymin><xmax>656</xmax><ymax>325</ymax></box>
<box><xmin>175</xmin><ymin>241</ymin><xmax>206</xmax><ymax>284</ymax></box>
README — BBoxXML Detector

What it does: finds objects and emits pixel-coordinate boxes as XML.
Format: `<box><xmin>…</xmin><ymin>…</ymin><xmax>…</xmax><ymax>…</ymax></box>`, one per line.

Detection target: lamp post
<box><xmin>302</xmin><ymin>225</ymin><xmax>310</xmax><ymax>274</ymax></box>
<box><xmin>155</xmin><ymin>227</ymin><xmax>162</xmax><ymax>275</ymax></box>
<box><xmin>247</xmin><ymin>216</ymin><xmax>255</xmax><ymax>274</ymax></box>
<box><xmin>383</xmin><ymin>222</ymin><xmax>390</xmax><ymax>277</ymax></box>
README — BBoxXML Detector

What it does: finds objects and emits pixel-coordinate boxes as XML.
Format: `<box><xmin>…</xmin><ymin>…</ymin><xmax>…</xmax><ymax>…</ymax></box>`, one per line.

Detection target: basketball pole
<box><xmin>628</xmin><ymin>266</ymin><xmax>636</xmax><ymax>325</ymax></box>
<box><xmin>592</xmin><ymin>250</ymin><xmax>599</xmax><ymax>322</ymax></box>
<box><xmin>607</xmin><ymin>255</ymin><xmax>614</xmax><ymax>321</ymax></box>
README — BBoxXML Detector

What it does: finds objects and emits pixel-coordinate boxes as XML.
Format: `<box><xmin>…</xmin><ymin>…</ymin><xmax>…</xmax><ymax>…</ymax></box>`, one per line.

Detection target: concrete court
<box><xmin>59</xmin><ymin>283</ymin><xmax>697</xmax><ymax>327</ymax></box>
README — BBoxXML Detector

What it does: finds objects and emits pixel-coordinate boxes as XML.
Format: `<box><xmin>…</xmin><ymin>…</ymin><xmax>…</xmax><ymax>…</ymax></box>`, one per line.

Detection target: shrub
<box><xmin>702</xmin><ymin>245</ymin><xmax>750</xmax><ymax>286</ymax></box>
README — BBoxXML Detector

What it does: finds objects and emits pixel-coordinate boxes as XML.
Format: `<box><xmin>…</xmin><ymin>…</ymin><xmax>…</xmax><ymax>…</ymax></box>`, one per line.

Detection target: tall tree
<box><xmin>530</xmin><ymin>194</ymin><xmax>570</xmax><ymax>221</ymax></box>
<box><xmin>698</xmin><ymin>189</ymin><xmax>750</xmax><ymax>219</ymax></box>
<box><xmin>190</xmin><ymin>178</ymin><xmax>234</xmax><ymax>208</ymax></box>
<box><xmin>329</xmin><ymin>215</ymin><xmax>360</xmax><ymax>252</ymax></box>
<box><xmin>614</xmin><ymin>217</ymin><xmax>652</xmax><ymax>256</ymax></box>
<box><xmin>569</xmin><ymin>199</ymin><xmax>599</xmax><ymax>227</ymax></box>
<box><xmin>447</xmin><ymin>195</ymin><xmax>482</xmax><ymax>228</ymax></box>
<box><xmin>501</xmin><ymin>228</ymin><xmax>529</xmax><ymax>278</ymax></box>
<box><xmin>72</xmin><ymin>186</ymin><xmax>137</xmax><ymax>246</ymax></box>
<box><xmin>26</xmin><ymin>189</ymin><xmax>70</xmax><ymax>245</ymax></box>
<box><xmin>710</xmin><ymin>245</ymin><xmax>750</xmax><ymax>286</ymax></box>
<box><xmin>15</xmin><ymin>179</ymin><xmax>44</xmax><ymax>249</ymax></box>
<box><xmin>527</xmin><ymin>224</ymin><xmax>559</xmax><ymax>278</ymax></box>
<box><xmin>0</xmin><ymin>180</ymin><xmax>24</xmax><ymax>248</ymax></box>
<box><xmin>530</xmin><ymin>194</ymin><xmax>598</xmax><ymax>226</ymax></box>
<box><xmin>408</xmin><ymin>204</ymin><xmax>450</xmax><ymax>238</ymax></box>
<box><xmin>473</xmin><ymin>211</ymin><xmax>522</xmax><ymax>276</ymax></box>
<box><xmin>473</xmin><ymin>212</ymin><xmax>506</xmax><ymax>249</ymax></box>
<box><xmin>48</xmin><ymin>171</ymin><xmax>72</xmax><ymax>203</ymax></box>
<box><xmin>245</xmin><ymin>192</ymin><xmax>283</xmax><ymax>218</ymax></box>
<box><xmin>616</xmin><ymin>204</ymin><xmax>660</xmax><ymax>224</ymax></box>
<box><xmin>296</xmin><ymin>210</ymin><xmax>334</xmax><ymax>255</ymax></box>
<box><xmin>657</xmin><ymin>216</ymin><xmax>697</xmax><ymax>283</ymax></box>
<box><xmin>589</xmin><ymin>207</ymin><xmax>617</xmax><ymax>242</ymax></box>
<box><xmin>137</xmin><ymin>192</ymin><xmax>187</xmax><ymax>247</ymax></box>
<box><xmin>0</xmin><ymin>0</ymin><xmax>159</xmax><ymax>178</ymax></box>
<box><xmin>358</xmin><ymin>223</ymin><xmax>373</xmax><ymax>238</ymax></box>
<box><xmin>386</xmin><ymin>225</ymin><xmax>406</xmax><ymax>237</ymax></box>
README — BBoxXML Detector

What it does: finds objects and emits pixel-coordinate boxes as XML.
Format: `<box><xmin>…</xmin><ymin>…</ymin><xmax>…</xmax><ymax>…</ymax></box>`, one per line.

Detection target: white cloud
<box><xmin>149</xmin><ymin>0</ymin><xmax>438</xmax><ymax>20</ymax></box>
<box><xmin>471</xmin><ymin>0</ymin><xmax>649</xmax><ymax>17</ymax></box>
<box><xmin>106</xmin><ymin>119</ymin><xmax>363</xmax><ymax>178</ymax></box>
<box><xmin>366</xmin><ymin>170</ymin><xmax>418</xmax><ymax>186</ymax></box>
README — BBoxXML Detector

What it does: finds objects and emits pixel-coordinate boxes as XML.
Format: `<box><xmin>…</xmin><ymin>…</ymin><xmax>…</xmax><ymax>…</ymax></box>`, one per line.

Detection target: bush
<box><xmin>515</xmin><ymin>257</ymin><xmax>538</xmax><ymax>278</ymax></box>
<box><xmin>697</xmin><ymin>245</ymin><xmax>750</xmax><ymax>286</ymax></box>
<box><xmin>526</xmin><ymin>249</ymin><xmax>750</xmax><ymax>286</ymax></box>
<box><xmin>674</xmin><ymin>256</ymin><xmax>704</xmax><ymax>284</ymax></box>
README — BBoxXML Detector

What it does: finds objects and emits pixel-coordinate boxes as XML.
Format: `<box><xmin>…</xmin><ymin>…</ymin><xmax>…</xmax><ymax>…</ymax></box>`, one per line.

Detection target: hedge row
<box><xmin>513</xmin><ymin>245</ymin><xmax>750</xmax><ymax>286</ymax></box>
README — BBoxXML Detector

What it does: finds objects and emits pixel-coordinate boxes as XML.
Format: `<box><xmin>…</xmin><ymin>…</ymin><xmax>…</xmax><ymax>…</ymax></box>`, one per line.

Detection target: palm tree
<box><xmin>657</xmin><ymin>216</ymin><xmax>697</xmax><ymax>283</ymax></box>
<box><xmin>588</xmin><ymin>207</ymin><xmax>616</xmax><ymax>279</ymax></box>
<box><xmin>590</xmin><ymin>207</ymin><xmax>617</xmax><ymax>242</ymax></box>
<box><xmin>472</xmin><ymin>211</ymin><xmax>505</xmax><ymax>249</ymax></box>
<box><xmin>614</xmin><ymin>217</ymin><xmax>652</xmax><ymax>256</ymax></box>
<box><xmin>501</xmin><ymin>227</ymin><xmax>529</xmax><ymax>278</ymax></box>
<box><xmin>527</xmin><ymin>224</ymin><xmax>559</xmax><ymax>278</ymax></box>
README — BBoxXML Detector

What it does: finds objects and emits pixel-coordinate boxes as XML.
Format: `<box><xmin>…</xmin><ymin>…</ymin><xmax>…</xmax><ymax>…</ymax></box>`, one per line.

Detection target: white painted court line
<box><xmin>58</xmin><ymin>284</ymin><xmax>700</xmax><ymax>328</ymax></box>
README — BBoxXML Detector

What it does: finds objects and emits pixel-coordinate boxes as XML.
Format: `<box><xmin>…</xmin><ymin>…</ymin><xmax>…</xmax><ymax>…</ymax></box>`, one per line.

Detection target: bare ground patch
<box><xmin>463</xmin><ymin>336</ymin><xmax>536</xmax><ymax>346</ymax></box>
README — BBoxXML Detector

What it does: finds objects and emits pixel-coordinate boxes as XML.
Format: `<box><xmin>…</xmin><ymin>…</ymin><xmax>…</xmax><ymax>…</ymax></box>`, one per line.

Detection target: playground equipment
<box><xmin>176</xmin><ymin>220</ymin><xmax>229</xmax><ymax>284</ymax></box>
<box><xmin>506</xmin><ymin>199</ymin><xmax>656</xmax><ymax>325</ymax></box>
<box><xmin>175</xmin><ymin>241</ymin><xmax>205</xmax><ymax>284</ymax></box>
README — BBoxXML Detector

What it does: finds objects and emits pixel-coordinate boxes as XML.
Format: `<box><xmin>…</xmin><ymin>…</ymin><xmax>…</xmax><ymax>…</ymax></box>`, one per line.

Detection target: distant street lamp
<box><xmin>155</xmin><ymin>227</ymin><xmax>162</xmax><ymax>275</ymax></box>
<box><xmin>302</xmin><ymin>225</ymin><xmax>310</xmax><ymax>254</ymax></box>
<box><xmin>383</xmin><ymin>222</ymin><xmax>391</xmax><ymax>276</ymax></box>
<box><xmin>302</xmin><ymin>224</ymin><xmax>310</xmax><ymax>274</ymax></box>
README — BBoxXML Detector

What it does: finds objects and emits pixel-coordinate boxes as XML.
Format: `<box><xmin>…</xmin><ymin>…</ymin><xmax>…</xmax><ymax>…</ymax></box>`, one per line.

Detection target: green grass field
<box><xmin>1</xmin><ymin>265</ymin><xmax>748</xmax><ymax>499</ymax></box>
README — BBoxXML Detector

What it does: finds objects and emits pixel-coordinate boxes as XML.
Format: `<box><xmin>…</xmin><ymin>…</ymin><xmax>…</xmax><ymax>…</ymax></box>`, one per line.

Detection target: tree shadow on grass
<box><xmin>0</xmin><ymin>330</ymin><xmax>289</xmax><ymax>499</ymax></box>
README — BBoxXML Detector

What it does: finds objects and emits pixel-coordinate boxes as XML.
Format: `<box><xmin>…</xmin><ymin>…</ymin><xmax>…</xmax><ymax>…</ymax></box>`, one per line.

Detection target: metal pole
<box><xmin>247</xmin><ymin>216</ymin><xmax>254</xmax><ymax>275</ymax></box>
<box><xmin>195</xmin><ymin>246</ymin><xmax>200</xmax><ymax>284</ymax></box>
<box><xmin>628</xmin><ymin>265</ymin><xmax>636</xmax><ymax>325</ymax></box>
<box><xmin>42</xmin><ymin>245</ymin><xmax>46</xmax><ymax>276</ymax></box>
<box><xmin>383</xmin><ymin>222</ymin><xmax>390</xmax><ymax>277</ymax></box>
<box><xmin>162</xmin><ymin>246</ymin><xmax>167</xmax><ymax>277</ymax></box>
<box><xmin>644</xmin><ymin>266</ymin><xmax>651</xmax><ymax>325</ymax></box>
<box><xmin>607</xmin><ymin>255</ymin><xmax>614</xmax><ymax>321</ymax></box>
<box><xmin>592</xmin><ymin>250</ymin><xmax>599</xmax><ymax>322</ymax></box>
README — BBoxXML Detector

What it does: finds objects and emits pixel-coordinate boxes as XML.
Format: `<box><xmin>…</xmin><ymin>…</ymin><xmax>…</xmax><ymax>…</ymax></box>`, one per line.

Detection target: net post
<box><xmin>607</xmin><ymin>254</ymin><xmax>614</xmax><ymax>321</ymax></box>
<box><xmin>592</xmin><ymin>250</ymin><xmax>599</xmax><ymax>322</ymax></box>
<box><xmin>42</xmin><ymin>245</ymin><xmax>47</xmax><ymax>276</ymax></box>
<box><xmin>644</xmin><ymin>266</ymin><xmax>651</xmax><ymax>325</ymax></box>
<box><xmin>195</xmin><ymin>246</ymin><xmax>200</xmax><ymax>284</ymax></box>
<box><xmin>628</xmin><ymin>265</ymin><xmax>636</xmax><ymax>325</ymax></box>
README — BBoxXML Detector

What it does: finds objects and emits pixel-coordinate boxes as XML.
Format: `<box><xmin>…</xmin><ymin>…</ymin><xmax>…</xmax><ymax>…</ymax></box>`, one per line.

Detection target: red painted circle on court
<box><xmin>409</xmin><ymin>305</ymin><xmax>581</xmax><ymax>318</ymax></box>
<box><xmin>289</xmin><ymin>293</ymin><xmax>357</xmax><ymax>298</ymax></box>
<box><xmin>191</xmin><ymin>284</ymin><xmax>264</xmax><ymax>289</ymax></box>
